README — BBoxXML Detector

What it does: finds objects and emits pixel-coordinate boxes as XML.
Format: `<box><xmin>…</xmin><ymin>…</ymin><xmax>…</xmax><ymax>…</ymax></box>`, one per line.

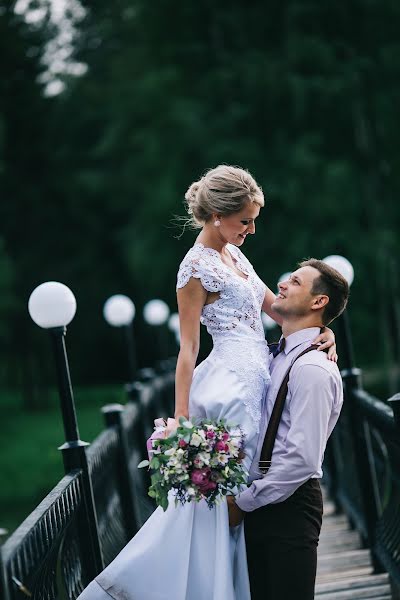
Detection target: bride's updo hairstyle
<box><xmin>184</xmin><ymin>165</ymin><xmax>264</xmax><ymax>229</ymax></box>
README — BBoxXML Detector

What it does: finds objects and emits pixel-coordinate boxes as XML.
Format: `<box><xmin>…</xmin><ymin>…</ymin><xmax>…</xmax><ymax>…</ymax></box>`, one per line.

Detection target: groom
<box><xmin>228</xmin><ymin>258</ymin><xmax>349</xmax><ymax>600</ymax></box>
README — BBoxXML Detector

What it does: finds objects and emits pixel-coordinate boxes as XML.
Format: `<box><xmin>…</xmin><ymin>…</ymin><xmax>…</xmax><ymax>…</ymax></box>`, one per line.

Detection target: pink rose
<box><xmin>221</xmin><ymin>432</ymin><xmax>229</xmax><ymax>441</ymax></box>
<box><xmin>206</xmin><ymin>431</ymin><xmax>215</xmax><ymax>439</ymax></box>
<box><xmin>191</xmin><ymin>468</ymin><xmax>210</xmax><ymax>484</ymax></box>
<box><xmin>204</xmin><ymin>480</ymin><xmax>217</xmax><ymax>492</ymax></box>
<box><xmin>215</xmin><ymin>441</ymin><xmax>226</xmax><ymax>452</ymax></box>
<box><xmin>191</xmin><ymin>468</ymin><xmax>218</xmax><ymax>495</ymax></box>
<box><xmin>179</xmin><ymin>439</ymin><xmax>188</xmax><ymax>448</ymax></box>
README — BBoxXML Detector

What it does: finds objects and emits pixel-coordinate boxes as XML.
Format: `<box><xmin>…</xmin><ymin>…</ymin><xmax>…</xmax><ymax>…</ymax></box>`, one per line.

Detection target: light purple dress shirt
<box><xmin>236</xmin><ymin>327</ymin><xmax>343</xmax><ymax>513</ymax></box>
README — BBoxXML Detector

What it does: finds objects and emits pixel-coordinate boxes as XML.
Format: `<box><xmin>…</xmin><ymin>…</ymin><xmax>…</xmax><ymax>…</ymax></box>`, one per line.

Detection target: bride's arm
<box><xmin>261</xmin><ymin>286</ymin><xmax>283</xmax><ymax>326</ymax></box>
<box><xmin>174</xmin><ymin>278</ymin><xmax>208</xmax><ymax>421</ymax></box>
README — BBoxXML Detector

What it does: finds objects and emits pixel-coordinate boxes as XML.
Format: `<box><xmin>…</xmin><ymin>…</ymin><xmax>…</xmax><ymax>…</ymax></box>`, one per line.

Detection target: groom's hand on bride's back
<box><xmin>227</xmin><ymin>496</ymin><xmax>244</xmax><ymax>527</ymax></box>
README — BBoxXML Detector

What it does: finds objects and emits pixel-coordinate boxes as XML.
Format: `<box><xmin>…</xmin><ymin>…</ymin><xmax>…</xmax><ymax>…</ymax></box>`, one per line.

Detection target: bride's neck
<box><xmin>196</xmin><ymin>227</ymin><xmax>227</xmax><ymax>255</ymax></box>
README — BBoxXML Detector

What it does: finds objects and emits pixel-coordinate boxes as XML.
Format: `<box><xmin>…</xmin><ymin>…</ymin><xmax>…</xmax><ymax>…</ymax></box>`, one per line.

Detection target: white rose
<box><xmin>190</xmin><ymin>433</ymin><xmax>203</xmax><ymax>447</ymax></box>
<box><xmin>197</xmin><ymin>451</ymin><xmax>211</xmax><ymax>465</ymax></box>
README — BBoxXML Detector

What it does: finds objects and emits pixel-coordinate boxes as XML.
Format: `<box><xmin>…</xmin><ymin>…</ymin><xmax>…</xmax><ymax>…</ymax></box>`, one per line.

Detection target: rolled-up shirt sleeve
<box><xmin>236</xmin><ymin>363</ymin><xmax>338</xmax><ymax>512</ymax></box>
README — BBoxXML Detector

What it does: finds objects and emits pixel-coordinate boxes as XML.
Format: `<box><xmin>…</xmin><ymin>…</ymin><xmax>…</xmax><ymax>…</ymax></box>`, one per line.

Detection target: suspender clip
<box><xmin>258</xmin><ymin>460</ymin><xmax>271</xmax><ymax>474</ymax></box>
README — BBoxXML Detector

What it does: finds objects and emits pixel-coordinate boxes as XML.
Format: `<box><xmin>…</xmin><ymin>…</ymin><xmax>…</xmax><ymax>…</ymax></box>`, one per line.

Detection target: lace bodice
<box><xmin>177</xmin><ymin>243</ymin><xmax>271</xmax><ymax>429</ymax></box>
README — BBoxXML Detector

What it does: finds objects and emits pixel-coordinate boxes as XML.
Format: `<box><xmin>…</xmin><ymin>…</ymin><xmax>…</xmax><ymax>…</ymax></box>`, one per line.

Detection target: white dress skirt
<box><xmin>78</xmin><ymin>354</ymin><xmax>265</xmax><ymax>600</ymax></box>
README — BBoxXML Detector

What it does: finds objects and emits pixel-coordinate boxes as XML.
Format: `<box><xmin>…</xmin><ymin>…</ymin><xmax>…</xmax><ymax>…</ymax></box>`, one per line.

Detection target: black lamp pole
<box><xmin>337</xmin><ymin>309</ymin><xmax>356</xmax><ymax>373</ymax></box>
<box><xmin>49</xmin><ymin>326</ymin><xmax>104</xmax><ymax>576</ymax></box>
<box><xmin>124</xmin><ymin>323</ymin><xmax>137</xmax><ymax>383</ymax></box>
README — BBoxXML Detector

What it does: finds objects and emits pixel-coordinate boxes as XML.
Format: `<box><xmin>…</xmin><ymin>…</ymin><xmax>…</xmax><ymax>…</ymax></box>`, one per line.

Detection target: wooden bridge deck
<box><xmin>315</xmin><ymin>489</ymin><xmax>393</xmax><ymax>599</ymax></box>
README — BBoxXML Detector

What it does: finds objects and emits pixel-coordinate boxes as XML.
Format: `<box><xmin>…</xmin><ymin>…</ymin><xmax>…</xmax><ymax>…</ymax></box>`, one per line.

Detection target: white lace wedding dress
<box><xmin>78</xmin><ymin>243</ymin><xmax>271</xmax><ymax>600</ymax></box>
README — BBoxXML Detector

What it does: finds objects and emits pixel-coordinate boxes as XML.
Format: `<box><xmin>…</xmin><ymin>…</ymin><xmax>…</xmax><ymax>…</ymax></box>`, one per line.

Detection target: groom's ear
<box><xmin>311</xmin><ymin>295</ymin><xmax>329</xmax><ymax>311</ymax></box>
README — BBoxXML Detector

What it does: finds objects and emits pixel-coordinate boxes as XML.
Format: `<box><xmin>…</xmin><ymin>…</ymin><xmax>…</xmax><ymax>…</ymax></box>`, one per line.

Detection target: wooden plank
<box><xmin>316</xmin><ymin>573</ymin><xmax>390</xmax><ymax>594</ymax></box>
<box><xmin>316</xmin><ymin>487</ymin><xmax>393</xmax><ymax>599</ymax></box>
<box><xmin>317</xmin><ymin>549</ymin><xmax>372</xmax><ymax>573</ymax></box>
<box><xmin>315</xmin><ymin>588</ymin><xmax>392</xmax><ymax>599</ymax></box>
<box><xmin>316</xmin><ymin>566</ymin><xmax>374</xmax><ymax>584</ymax></box>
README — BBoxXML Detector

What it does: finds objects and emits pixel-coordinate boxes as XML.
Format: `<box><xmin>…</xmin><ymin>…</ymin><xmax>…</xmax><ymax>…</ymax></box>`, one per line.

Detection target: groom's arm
<box><xmin>236</xmin><ymin>363</ymin><xmax>342</xmax><ymax>513</ymax></box>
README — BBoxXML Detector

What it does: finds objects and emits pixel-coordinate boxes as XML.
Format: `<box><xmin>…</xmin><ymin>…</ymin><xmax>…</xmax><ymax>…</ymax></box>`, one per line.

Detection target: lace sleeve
<box><xmin>176</xmin><ymin>247</ymin><xmax>224</xmax><ymax>293</ymax></box>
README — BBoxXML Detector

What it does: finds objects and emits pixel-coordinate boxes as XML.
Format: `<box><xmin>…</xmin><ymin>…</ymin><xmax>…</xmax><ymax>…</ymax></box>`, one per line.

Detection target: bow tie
<box><xmin>271</xmin><ymin>337</ymin><xmax>286</xmax><ymax>358</ymax></box>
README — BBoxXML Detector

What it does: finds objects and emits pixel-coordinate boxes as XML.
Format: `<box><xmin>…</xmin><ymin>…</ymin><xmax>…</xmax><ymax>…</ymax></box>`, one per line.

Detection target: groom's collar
<box><xmin>281</xmin><ymin>327</ymin><xmax>322</xmax><ymax>355</ymax></box>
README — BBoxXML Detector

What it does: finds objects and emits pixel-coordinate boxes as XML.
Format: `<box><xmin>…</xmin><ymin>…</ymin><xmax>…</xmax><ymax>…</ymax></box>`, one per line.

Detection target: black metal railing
<box><xmin>0</xmin><ymin>367</ymin><xmax>175</xmax><ymax>600</ymax></box>
<box><xmin>324</xmin><ymin>313</ymin><xmax>400</xmax><ymax>592</ymax></box>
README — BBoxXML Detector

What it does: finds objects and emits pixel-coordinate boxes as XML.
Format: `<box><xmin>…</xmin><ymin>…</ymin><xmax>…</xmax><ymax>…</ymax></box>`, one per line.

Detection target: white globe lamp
<box><xmin>323</xmin><ymin>255</ymin><xmax>354</xmax><ymax>286</ymax></box>
<box><xmin>143</xmin><ymin>299</ymin><xmax>170</xmax><ymax>326</ymax></box>
<box><xmin>28</xmin><ymin>282</ymin><xmax>76</xmax><ymax>329</ymax></box>
<box><xmin>103</xmin><ymin>295</ymin><xmax>135</xmax><ymax>327</ymax></box>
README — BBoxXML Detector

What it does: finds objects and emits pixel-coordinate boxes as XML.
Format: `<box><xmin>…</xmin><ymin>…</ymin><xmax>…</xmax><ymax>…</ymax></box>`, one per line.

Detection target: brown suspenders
<box><xmin>258</xmin><ymin>344</ymin><xmax>320</xmax><ymax>474</ymax></box>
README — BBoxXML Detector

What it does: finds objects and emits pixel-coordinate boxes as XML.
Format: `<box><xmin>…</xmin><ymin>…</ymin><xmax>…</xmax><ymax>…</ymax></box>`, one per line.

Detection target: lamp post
<box><xmin>103</xmin><ymin>294</ymin><xmax>137</xmax><ymax>386</ymax></box>
<box><xmin>28</xmin><ymin>282</ymin><xmax>104</xmax><ymax>575</ymax></box>
<box><xmin>323</xmin><ymin>255</ymin><xmax>355</xmax><ymax>372</ymax></box>
<box><xmin>143</xmin><ymin>299</ymin><xmax>170</xmax><ymax>363</ymax></box>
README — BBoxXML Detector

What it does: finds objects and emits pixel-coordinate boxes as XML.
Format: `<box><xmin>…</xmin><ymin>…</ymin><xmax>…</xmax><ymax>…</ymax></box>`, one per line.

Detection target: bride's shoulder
<box><xmin>179</xmin><ymin>243</ymin><xmax>219</xmax><ymax>266</ymax></box>
<box><xmin>176</xmin><ymin>243</ymin><xmax>223</xmax><ymax>291</ymax></box>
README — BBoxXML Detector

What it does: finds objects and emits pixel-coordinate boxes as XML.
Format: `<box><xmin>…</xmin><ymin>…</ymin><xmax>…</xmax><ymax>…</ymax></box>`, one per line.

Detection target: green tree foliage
<box><xmin>1</xmin><ymin>0</ymin><xmax>400</xmax><ymax>393</ymax></box>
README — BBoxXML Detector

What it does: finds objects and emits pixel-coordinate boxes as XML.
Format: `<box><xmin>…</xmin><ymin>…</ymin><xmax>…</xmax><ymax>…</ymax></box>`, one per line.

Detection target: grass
<box><xmin>0</xmin><ymin>385</ymin><xmax>126</xmax><ymax>538</ymax></box>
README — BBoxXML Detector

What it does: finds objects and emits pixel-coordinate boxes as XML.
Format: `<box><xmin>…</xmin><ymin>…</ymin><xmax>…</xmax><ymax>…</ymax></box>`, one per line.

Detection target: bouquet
<box><xmin>138</xmin><ymin>417</ymin><xmax>247</xmax><ymax>511</ymax></box>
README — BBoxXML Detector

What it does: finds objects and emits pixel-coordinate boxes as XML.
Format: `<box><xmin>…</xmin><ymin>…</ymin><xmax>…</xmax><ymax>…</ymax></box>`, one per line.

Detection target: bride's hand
<box><xmin>312</xmin><ymin>327</ymin><xmax>338</xmax><ymax>363</ymax></box>
<box><xmin>227</xmin><ymin>496</ymin><xmax>244</xmax><ymax>527</ymax></box>
<box><xmin>165</xmin><ymin>418</ymin><xmax>179</xmax><ymax>436</ymax></box>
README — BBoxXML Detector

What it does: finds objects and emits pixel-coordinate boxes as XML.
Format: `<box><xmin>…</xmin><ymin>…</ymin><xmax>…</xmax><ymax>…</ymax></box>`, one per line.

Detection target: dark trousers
<box><xmin>244</xmin><ymin>478</ymin><xmax>323</xmax><ymax>600</ymax></box>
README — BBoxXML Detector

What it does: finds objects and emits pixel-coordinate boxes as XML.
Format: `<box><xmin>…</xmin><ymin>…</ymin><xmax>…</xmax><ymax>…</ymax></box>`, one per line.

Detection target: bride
<box><xmin>78</xmin><ymin>165</ymin><xmax>335</xmax><ymax>600</ymax></box>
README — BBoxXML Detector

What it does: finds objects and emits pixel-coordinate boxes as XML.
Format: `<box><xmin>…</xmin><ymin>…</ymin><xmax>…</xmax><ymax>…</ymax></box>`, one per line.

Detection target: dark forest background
<box><xmin>1</xmin><ymin>0</ymin><xmax>400</xmax><ymax>407</ymax></box>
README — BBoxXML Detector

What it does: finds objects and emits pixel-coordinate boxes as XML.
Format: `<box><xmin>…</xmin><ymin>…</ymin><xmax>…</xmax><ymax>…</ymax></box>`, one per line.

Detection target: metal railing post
<box><xmin>338</xmin><ymin>310</ymin><xmax>382</xmax><ymax>567</ymax></box>
<box><xmin>388</xmin><ymin>393</ymin><xmax>400</xmax><ymax>428</ymax></box>
<box><xmin>342</xmin><ymin>366</ymin><xmax>382</xmax><ymax>570</ymax></box>
<box><xmin>0</xmin><ymin>529</ymin><xmax>10</xmax><ymax>600</ymax></box>
<box><xmin>102</xmin><ymin>404</ymin><xmax>140</xmax><ymax>536</ymax></box>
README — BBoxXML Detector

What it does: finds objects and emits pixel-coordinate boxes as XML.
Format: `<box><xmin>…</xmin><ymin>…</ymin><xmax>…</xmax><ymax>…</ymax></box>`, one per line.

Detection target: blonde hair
<box><xmin>184</xmin><ymin>165</ymin><xmax>264</xmax><ymax>229</ymax></box>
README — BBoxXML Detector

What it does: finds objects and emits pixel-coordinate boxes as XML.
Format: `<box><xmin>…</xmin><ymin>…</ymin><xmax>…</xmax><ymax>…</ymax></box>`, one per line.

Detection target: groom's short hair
<box><xmin>299</xmin><ymin>258</ymin><xmax>349</xmax><ymax>325</ymax></box>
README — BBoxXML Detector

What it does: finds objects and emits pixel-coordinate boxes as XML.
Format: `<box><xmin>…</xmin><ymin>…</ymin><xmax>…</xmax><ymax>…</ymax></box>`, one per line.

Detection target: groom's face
<box><xmin>272</xmin><ymin>266</ymin><xmax>322</xmax><ymax>318</ymax></box>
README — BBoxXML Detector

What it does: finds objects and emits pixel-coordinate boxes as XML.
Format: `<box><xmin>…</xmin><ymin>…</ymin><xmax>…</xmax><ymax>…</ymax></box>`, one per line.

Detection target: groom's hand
<box><xmin>227</xmin><ymin>495</ymin><xmax>244</xmax><ymax>527</ymax></box>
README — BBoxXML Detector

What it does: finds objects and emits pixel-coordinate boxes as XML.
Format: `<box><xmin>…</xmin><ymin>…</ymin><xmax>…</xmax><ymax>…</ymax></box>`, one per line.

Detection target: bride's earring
<box><xmin>214</xmin><ymin>220</ymin><xmax>221</xmax><ymax>227</ymax></box>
